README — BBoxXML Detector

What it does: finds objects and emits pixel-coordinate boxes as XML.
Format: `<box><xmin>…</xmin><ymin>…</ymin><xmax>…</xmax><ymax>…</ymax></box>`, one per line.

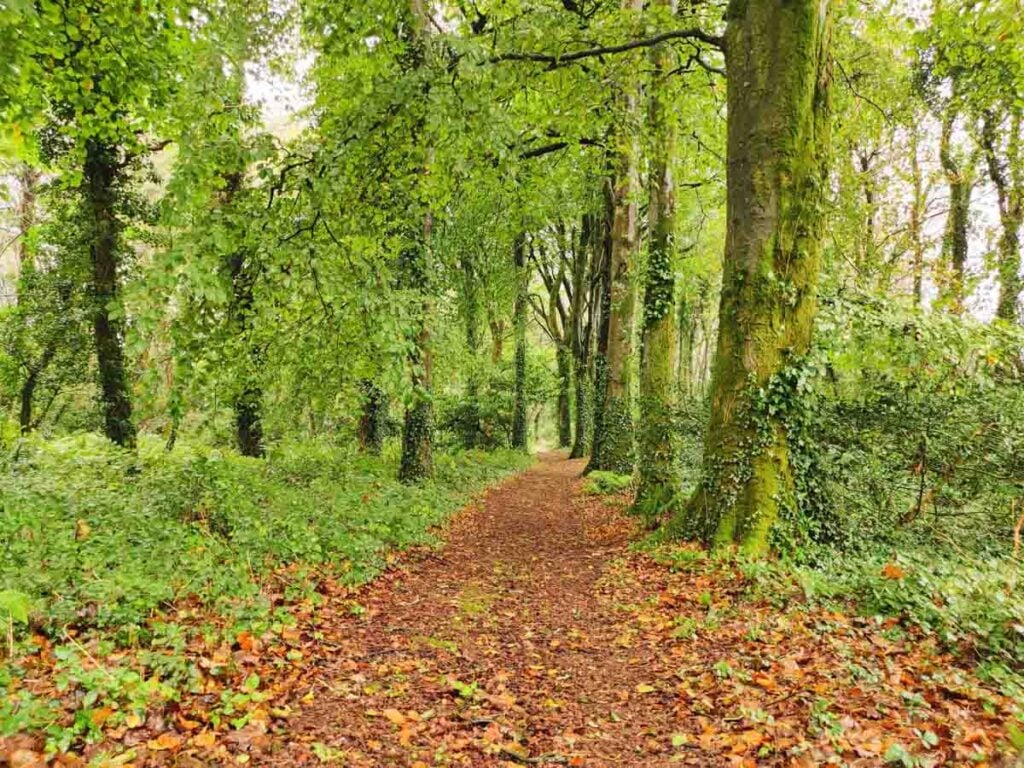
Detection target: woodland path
<box><xmin>247</xmin><ymin>453</ymin><xmax>1015</xmax><ymax>767</ymax></box>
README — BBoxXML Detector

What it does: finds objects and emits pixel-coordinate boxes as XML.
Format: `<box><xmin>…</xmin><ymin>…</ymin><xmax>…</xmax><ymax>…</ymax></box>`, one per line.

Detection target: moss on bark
<box><xmin>675</xmin><ymin>0</ymin><xmax>833</xmax><ymax>553</ymax></box>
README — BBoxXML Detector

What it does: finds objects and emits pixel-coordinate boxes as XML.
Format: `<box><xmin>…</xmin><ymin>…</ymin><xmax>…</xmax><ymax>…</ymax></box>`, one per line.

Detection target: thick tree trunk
<box><xmin>939</xmin><ymin>110</ymin><xmax>972</xmax><ymax>314</ymax></box>
<box><xmin>85</xmin><ymin>140</ymin><xmax>136</xmax><ymax>449</ymax></box>
<box><xmin>982</xmin><ymin>109</ymin><xmax>1022</xmax><ymax>323</ymax></box>
<box><xmin>358</xmin><ymin>380</ymin><xmax>387</xmax><ymax>454</ymax></box>
<box><xmin>678</xmin><ymin>0</ymin><xmax>832</xmax><ymax>553</ymax></box>
<box><xmin>636</xmin><ymin>0</ymin><xmax>681</xmax><ymax>514</ymax></box>
<box><xmin>511</xmin><ymin>235</ymin><xmax>528</xmax><ymax>450</ymax></box>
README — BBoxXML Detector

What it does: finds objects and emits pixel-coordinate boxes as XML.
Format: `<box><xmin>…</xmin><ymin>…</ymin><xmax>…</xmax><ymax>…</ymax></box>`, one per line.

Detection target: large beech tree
<box><xmin>679</xmin><ymin>0</ymin><xmax>833</xmax><ymax>551</ymax></box>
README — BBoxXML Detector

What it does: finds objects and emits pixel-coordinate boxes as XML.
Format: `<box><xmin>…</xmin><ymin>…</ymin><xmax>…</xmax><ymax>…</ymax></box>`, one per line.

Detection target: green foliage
<box><xmin>0</xmin><ymin>435</ymin><xmax>530</xmax><ymax>636</ymax></box>
<box><xmin>583</xmin><ymin>470</ymin><xmax>633</xmax><ymax>496</ymax></box>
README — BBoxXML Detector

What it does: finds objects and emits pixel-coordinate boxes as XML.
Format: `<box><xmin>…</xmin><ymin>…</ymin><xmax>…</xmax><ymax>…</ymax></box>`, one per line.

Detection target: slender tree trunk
<box><xmin>677</xmin><ymin>0</ymin><xmax>833</xmax><ymax>553</ymax></box>
<box><xmin>511</xmin><ymin>234</ymin><xmax>528</xmax><ymax>450</ymax></box>
<box><xmin>636</xmin><ymin>0</ymin><xmax>681</xmax><ymax>513</ymax></box>
<box><xmin>556</xmin><ymin>344</ymin><xmax>572</xmax><ymax>447</ymax></box>
<box><xmin>909</xmin><ymin>130</ymin><xmax>926</xmax><ymax>307</ymax></box>
<box><xmin>585</xmin><ymin>184</ymin><xmax>613</xmax><ymax>474</ymax></box>
<box><xmin>939</xmin><ymin>109</ymin><xmax>972</xmax><ymax>314</ymax></box>
<box><xmin>982</xmin><ymin>109</ymin><xmax>1022</xmax><ymax>323</ymax></box>
<box><xmin>16</xmin><ymin>165</ymin><xmax>40</xmax><ymax>269</ymax></box>
<box><xmin>460</xmin><ymin>255</ymin><xmax>482</xmax><ymax>447</ymax></box>
<box><xmin>488</xmin><ymin>314</ymin><xmax>505</xmax><ymax>363</ymax></box>
<box><xmin>568</xmin><ymin>213</ymin><xmax>593</xmax><ymax>459</ymax></box>
<box><xmin>85</xmin><ymin>140</ymin><xmax>136</xmax><ymax>449</ymax></box>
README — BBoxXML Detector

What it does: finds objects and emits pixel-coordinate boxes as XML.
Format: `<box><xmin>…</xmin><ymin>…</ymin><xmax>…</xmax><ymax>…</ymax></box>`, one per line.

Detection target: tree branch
<box><xmin>491</xmin><ymin>27</ymin><xmax>724</xmax><ymax>67</ymax></box>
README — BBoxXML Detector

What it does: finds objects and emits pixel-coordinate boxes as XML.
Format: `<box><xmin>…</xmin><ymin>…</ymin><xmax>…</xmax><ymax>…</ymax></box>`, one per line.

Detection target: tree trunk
<box><xmin>85</xmin><ymin>140</ymin><xmax>136</xmax><ymax>449</ymax></box>
<box><xmin>16</xmin><ymin>165</ymin><xmax>40</xmax><ymax>268</ymax></box>
<box><xmin>556</xmin><ymin>343</ymin><xmax>572</xmax><ymax>448</ymax></box>
<box><xmin>677</xmin><ymin>0</ymin><xmax>832</xmax><ymax>553</ymax></box>
<box><xmin>589</xmin><ymin>0</ymin><xmax>641</xmax><ymax>475</ymax></box>
<box><xmin>909</xmin><ymin>129</ymin><xmax>926</xmax><ymax>308</ymax></box>
<box><xmin>358</xmin><ymin>380</ymin><xmax>387</xmax><ymax>454</ymax></box>
<box><xmin>460</xmin><ymin>255</ymin><xmax>482</xmax><ymax>448</ymax></box>
<box><xmin>981</xmin><ymin>109</ymin><xmax>1022</xmax><ymax>323</ymax></box>
<box><xmin>585</xmin><ymin>184</ymin><xmax>613</xmax><ymax>474</ymax></box>
<box><xmin>939</xmin><ymin>109</ymin><xmax>972</xmax><ymax>314</ymax></box>
<box><xmin>399</xmin><ymin>0</ymin><xmax>436</xmax><ymax>482</ymax></box>
<box><xmin>511</xmin><ymin>234</ymin><xmax>528</xmax><ymax>450</ymax></box>
<box><xmin>399</xmin><ymin>234</ymin><xmax>435</xmax><ymax>482</ymax></box>
<box><xmin>636</xmin><ymin>0</ymin><xmax>681</xmax><ymax>514</ymax></box>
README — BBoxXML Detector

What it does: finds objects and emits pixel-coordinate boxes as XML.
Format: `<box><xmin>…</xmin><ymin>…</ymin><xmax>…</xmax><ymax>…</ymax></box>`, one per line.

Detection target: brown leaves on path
<box><xmin>4</xmin><ymin>453</ymin><xmax>1019</xmax><ymax>767</ymax></box>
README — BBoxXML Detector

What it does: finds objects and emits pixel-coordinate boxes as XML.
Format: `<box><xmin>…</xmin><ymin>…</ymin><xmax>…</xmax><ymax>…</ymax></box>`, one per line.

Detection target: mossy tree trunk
<box><xmin>511</xmin><ymin>234</ymin><xmax>528</xmax><ymax>450</ymax></box>
<box><xmin>85</xmin><ymin>140</ymin><xmax>136</xmax><ymax>449</ymax></box>
<box><xmin>636</xmin><ymin>0</ymin><xmax>682</xmax><ymax>514</ymax></box>
<box><xmin>981</xmin><ymin>108</ymin><xmax>1022</xmax><ymax>323</ymax></box>
<box><xmin>556</xmin><ymin>343</ymin><xmax>572</xmax><ymax>447</ymax></box>
<box><xmin>677</xmin><ymin>0</ymin><xmax>832</xmax><ymax>553</ymax></box>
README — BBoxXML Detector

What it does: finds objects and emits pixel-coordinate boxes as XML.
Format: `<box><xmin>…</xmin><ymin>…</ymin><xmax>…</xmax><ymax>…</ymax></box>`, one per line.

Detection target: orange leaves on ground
<box><xmin>881</xmin><ymin>562</ymin><xmax>907</xmax><ymax>579</ymax></box>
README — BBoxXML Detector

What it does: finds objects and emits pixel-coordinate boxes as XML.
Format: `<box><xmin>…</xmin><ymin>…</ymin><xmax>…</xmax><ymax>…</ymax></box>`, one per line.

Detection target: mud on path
<box><xmin>248</xmin><ymin>452</ymin><xmax>1018</xmax><ymax>767</ymax></box>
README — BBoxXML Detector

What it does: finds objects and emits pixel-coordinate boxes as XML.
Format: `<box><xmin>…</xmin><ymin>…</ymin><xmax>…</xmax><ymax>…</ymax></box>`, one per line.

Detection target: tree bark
<box><xmin>981</xmin><ymin>109</ymin><xmax>1022</xmax><ymax>323</ymax></box>
<box><xmin>636</xmin><ymin>0</ymin><xmax>681</xmax><ymax>514</ymax></box>
<box><xmin>556</xmin><ymin>343</ymin><xmax>572</xmax><ymax>447</ymax></box>
<box><xmin>85</xmin><ymin>140</ymin><xmax>136</xmax><ymax>449</ymax></box>
<box><xmin>460</xmin><ymin>254</ymin><xmax>482</xmax><ymax>448</ymax></box>
<box><xmin>511</xmin><ymin>234</ymin><xmax>529</xmax><ymax>450</ymax></box>
<box><xmin>358</xmin><ymin>380</ymin><xmax>387</xmax><ymax>454</ymax></box>
<box><xmin>678</xmin><ymin>0</ymin><xmax>832</xmax><ymax>553</ymax></box>
<box><xmin>569</xmin><ymin>214</ymin><xmax>595</xmax><ymax>459</ymax></box>
<box><xmin>592</xmin><ymin>0</ymin><xmax>641</xmax><ymax>476</ymax></box>
<box><xmin>939</xmin><ymin>109</ymin><xmax>972</xmax><ymax>314</ymax></box>
<box><xmin>399</xmin><ymin>0</ymin><xmax>436</xmax><ymax>482</ymax></box>
<box><xmin>909</xmin><ymin>129</ymin><xmax>926</xmax><ymax>308</ymax></box>
<box><xmin>584</xmin><ymin>183</ymin><xmax>613</xmax><ymax>474</ymax></box>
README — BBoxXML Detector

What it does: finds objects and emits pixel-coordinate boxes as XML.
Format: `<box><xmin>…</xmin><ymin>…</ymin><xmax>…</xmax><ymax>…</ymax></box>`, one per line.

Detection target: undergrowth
<box><xmin>0</xmin><ymin>435</ymin><xmax>530</xmax><ymax>748</ymax></box>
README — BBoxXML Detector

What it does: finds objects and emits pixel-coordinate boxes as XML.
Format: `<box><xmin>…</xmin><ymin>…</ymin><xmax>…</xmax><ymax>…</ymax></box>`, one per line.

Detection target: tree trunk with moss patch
<box><xmin>358</xmin><ymin>380</ymin><xmax>387</xmax><ymax>454</ymax></box>
<box><xmin>85</xmin><ymin>140</ymin><xmax>136</xmax><ymax>449</ymax></box>
<box><xmin>677</xmin><ymin>0</ymin><xmax>832</xmax><ymax>553</ymax></box>
<box><xmin>512</xmin><ymin>235</ymin><xmax>528</xmax><ymax>450</ymax></box>
<box><xmin>636</xmin><ymin>0</ymin><xmax>681</xmax><ymax>514</ymax></box>
<box><xmin>585</xmin><ymin>186</ymin><xmax>613</xmax><ymax>474</ymax></box>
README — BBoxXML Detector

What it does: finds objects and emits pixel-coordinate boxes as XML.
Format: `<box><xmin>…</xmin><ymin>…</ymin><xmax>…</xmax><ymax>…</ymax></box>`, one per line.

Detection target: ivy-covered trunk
<box><xmin>511</xmin><ymin>235</ymin><xmax>528</xmax><ymax>450</ymax></box>
<box><xmin>678</xmin><ymin>0</ymin><xmax>832</xmax><ymax>553</ymax></box>
<box><xmin>358</xmin><ymin>380</ymin><xmax>387</xmax><ymax>454</ymax></box>
<box><xmin>585</xmin><ymin>189</ymin><xmax>613</xmax><ymax>474</ymax></box>
<box><xmin>399</xmin><ymin>0</ymin><xmax>435</xmax><ymax>482</ymax></box>
<box><xmin>981</xmin><ymin>109</ymin><xmax>1022</xmax><ymax>323</ymax></box>
<box><xmin>460</xmin><ymin>254</ymin><xmax>482</xmax><ymax>448</ymax></box>
<box><xmin>589</xmin><ymin>14</ymin><xmax>640</xmax><ymax>476</ymax></box>
<box><xmin>636</xmin><ymin>0</ymin><xmax>681</xmax><ymax>514</ymax></box>
<box><xmin>909</xmin><ymin>130</ymin><xmax>926</xmax><ymax>308</ymax></box>
<box><xmin>556</xmin><ymin>344</ymin><xmax>572</xmax><ymax>448</ymax></box>
<box><xmin>939</xmin><ymin>109</ymin><xmax>972</xmax><ymax>314</ymax></box>
<box><xmin>224</xmin><ymin>172</ymin><xmax>265</xmax><ymax>458</ymax></box>
<box><xmin>85</xmin><ymin>140</ymin><xmax>136</xmax><ymax>449</ymax></box>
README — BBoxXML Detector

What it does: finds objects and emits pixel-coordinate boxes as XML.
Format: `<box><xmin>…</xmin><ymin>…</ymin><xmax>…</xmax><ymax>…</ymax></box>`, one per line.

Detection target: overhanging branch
<box><xmin>491</xmin><ymin>27</ymin><xmax>724</xmax><ymax>67</ymax></box>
